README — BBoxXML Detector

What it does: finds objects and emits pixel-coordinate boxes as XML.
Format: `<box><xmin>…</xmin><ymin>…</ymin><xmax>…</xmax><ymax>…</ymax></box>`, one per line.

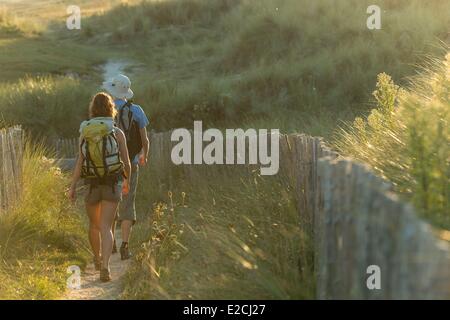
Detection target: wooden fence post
<box><xmin>0</xmin><ymin>126</ymin><xmax>24</xmax><ymax>215</ymax></box>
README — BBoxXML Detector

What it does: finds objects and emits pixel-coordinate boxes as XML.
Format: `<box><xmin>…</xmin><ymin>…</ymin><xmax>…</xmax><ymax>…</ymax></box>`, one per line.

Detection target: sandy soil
<box><xmin>62</xmin><ymin>230</ymin><xmax>130</xmax><ymax>300</ymax></box>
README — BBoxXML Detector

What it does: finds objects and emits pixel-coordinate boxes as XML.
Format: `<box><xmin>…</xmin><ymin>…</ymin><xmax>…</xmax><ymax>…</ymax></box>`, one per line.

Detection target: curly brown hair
<box><xmin>89</xmin><ymin>92</ymin><xmax>117</xmax><ymax>118</ymax></box>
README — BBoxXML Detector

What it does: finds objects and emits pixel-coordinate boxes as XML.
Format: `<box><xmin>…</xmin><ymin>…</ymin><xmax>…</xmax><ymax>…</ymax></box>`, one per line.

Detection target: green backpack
<box><xmin>79</xmin><ymin>117</ymin><xmax>124</xmax><ymax>182</ymax></box>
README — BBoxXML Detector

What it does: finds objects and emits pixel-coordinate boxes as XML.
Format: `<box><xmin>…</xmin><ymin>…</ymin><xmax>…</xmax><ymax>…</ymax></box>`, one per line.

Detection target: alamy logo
<box><xmin>171</xmin><ymin>121</ymin><xmax>280</xmax><ymax>176</ymax></box>
<box><xmin>67</xmin><ymin>265</ymin><xmax>81</xmax><ymax>290</ymax></box>
<box><xmin>366</xmin><ymin>265</ymin><xmax>381</xmax><ymax>290</ymax></box>
<box><xmin>366</xmin><ymin>5</ymin><xmax>381</xmax><ymax>30</ymax></box>
<box><xmin>66</xmin><ymin>5</ymin><xmax>81</xmax><ymax>30</ymax></box>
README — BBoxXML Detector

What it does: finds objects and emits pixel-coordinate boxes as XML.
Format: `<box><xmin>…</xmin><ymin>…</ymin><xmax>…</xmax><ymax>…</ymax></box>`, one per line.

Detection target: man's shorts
<box><xmin>117</xmin><ymin>165</ymin><xmax>139</xmax><ymax>224</ymax></box>
<box><xmin>85</xmin><ymin>182</ymin><xmax>123</xmax><ymax>205</ymax></box>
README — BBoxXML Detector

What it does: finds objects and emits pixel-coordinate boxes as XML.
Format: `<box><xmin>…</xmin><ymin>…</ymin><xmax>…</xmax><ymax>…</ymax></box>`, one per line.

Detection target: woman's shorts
<box><xmin>85</xmin><ymin>182</ymin><xmax>123</xmax><ymax>205</ymax></box>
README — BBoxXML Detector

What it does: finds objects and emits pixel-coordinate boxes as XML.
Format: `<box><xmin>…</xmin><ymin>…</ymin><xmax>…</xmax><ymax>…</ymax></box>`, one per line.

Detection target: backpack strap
<box><xmin>80</xmin><ymin>139</ymin><xmax>88</xmax><ymax>173</ymax></box>
<box><xmin>118</xmin><ymin>100</ymin><xmax>134</xmax><ymax>138</ymax></box>
<box><xmin>111</xmin><ymin>130</ymin><xmax>128</xmax><ymax>180</ymax></box>
<box><xmin>81</xmin><ymin>139</ymin><xmax>95</xmax><ymax>194</ymax></box>
<box><xmin>101</xmin><ymin>141</ymin><xmax>114</xmax><ymax>193</ymax></box>
<box><xmin>85</xmin><ymin>140</ymin><xmax>101</xmax><ymax>179</ymax></box>
<box><xmin>102</xmin><ymin>136</ymin><xmax>109</xmax><ymax>178</ymax></box>
<box><xmin>126</xmin><ymin>107</ymin><xmax>133</xmax><ymax>138</ymax></box>
<box><xmin>83</xmin><ymin>139</ymin><xmax>101</xmax><ymax>194</ymax></box>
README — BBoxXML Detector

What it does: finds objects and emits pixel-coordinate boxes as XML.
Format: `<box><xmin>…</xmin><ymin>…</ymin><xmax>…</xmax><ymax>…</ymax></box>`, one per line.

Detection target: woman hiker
<box><xmin>68</xmin><ymin>92</ymin><xmax>131</xmax><ymax>282</ymax></box>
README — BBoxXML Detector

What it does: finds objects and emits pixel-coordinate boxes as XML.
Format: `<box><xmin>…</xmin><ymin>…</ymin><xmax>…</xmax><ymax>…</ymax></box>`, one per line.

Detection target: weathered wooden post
<box><xmin>0</xmin><ymin>126</ymin><xmax>24</xmax><ymax>214</ymax></box>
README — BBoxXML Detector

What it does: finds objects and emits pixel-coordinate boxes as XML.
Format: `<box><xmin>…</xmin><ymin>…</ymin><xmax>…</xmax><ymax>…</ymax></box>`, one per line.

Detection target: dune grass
<box><xmin>120</xmin><ymin>165</ymin><xmax>314</xmax><ymax>300</ymax></box>
<box><xmin>0</xmin><ymin>4</ymin><xmax>108</xmax><ymax>81</ymax></box>
<box><xmin>333</xmin><ymin>53</ymin><xmax>450</xmax><ymax>230</ymax></box>
<box><xmin>0</xmin><ymin>76</ymin><xmax>96</xmax><ymax>138</ymax></box>
<box><xmin>0</xmin><ymin>7</ymin><xmax>44</xmax><ymax>37</ymax></box>
<box><xmin>0</xmin><ymin>141</ymin><xmax>89</xmax><ymax>300</ymax></box>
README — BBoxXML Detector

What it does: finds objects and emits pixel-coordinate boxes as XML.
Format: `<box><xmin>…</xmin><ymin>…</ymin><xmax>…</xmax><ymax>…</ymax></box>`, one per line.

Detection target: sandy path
<box><xmin>62</xmin><ymin>230</ymin><xmax>130</xmax><ymax>300</ymax></box>
<box><xmin>100</xmin><ymin>59</ymin><xmax>145</xmax><ymax>82</ymax></box>
<box><xmin>101</xmin><ymin>60</ymin><xmax>130</xmax><ymax>81</ymax></box>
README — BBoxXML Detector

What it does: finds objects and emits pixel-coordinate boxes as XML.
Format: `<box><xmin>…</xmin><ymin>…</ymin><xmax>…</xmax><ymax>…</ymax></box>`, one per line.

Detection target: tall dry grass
<box><xmin>0</xmin><ymin>76</ymin><xmax>95</xmax><ymax>138</ymax></box>
<box><xmin>0</xmin><ymin>8</ymin><xmax>44</xmax><ymax>36</ymax></box>
<box><xmin>120</xmin><ymin>166</ymin><xmax>314</xmax><ymax>299</ymax></box>
<box><xmin>0</xmin><ymin>141</ymin><xmax>89</xmax><ymax>299</ymax></box>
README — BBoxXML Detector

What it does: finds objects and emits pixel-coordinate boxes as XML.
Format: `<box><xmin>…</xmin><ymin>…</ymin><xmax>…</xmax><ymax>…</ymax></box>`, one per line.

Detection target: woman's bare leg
<box><xmin>100</xmin><ymin>200</ymin><xmax>119</xmax><ymax>270</ymax></box>
<box><xmin>86</xmin><ymin>203</ymin><xmax>101</xmax><ymax>261</ymax></box>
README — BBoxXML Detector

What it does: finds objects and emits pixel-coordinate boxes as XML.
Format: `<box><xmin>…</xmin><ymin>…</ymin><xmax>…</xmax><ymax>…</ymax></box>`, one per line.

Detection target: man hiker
<box><xmin>103</xmin><ymin>74</ymin><xmax>150</xmax><ymax>260</ymax></box>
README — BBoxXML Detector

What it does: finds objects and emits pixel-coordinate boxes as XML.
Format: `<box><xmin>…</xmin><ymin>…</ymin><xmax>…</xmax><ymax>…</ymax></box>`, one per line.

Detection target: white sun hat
<box><xmin>102</xmin><ymin>74</ymin><xmax>134</xmax><ymax>100</ymax></box>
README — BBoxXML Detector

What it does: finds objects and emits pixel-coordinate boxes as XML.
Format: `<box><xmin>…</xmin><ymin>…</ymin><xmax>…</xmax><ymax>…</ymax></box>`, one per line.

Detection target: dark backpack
<box><xmin>115</xmin><ymin>100</ymin><xmax>143</xmax><ymax>161</ymax></box>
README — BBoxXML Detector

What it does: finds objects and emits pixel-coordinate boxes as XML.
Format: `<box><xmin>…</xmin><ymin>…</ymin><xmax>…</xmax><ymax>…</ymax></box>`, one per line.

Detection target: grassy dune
<box><xmin>1</xmin><ymin>0</ymin><xmax>449</xmax><ymax>137</ymax></box>
<box><xmin>78</xmin><ymin>0</ymin><xmax>450</xmax><ymax>134</ymax></box>
<box><xmin>0</xmin><ymin>142</ymin><xmax>89</xmax><ymax>299</ymax></box>
<box><xmin>0</xmin><ymin>1</ymin><xmax>113</xmax><ymax>81</ymax></box>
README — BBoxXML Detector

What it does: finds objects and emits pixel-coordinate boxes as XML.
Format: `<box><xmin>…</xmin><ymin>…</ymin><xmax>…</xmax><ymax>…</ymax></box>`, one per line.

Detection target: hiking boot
<box><xmin>94</xmin><ymin>257</ymin><xmax>102</xmax><ymax>271</ymax></box>
<box><xmin>100</xmin><ymin>268</ymin><xmax>111</xmax><ymax>282</ymax></box>
<box><xmin>112</xmin><ymin>240</ymin><xmax>118</xmax><ymax>254</ymax></box>
<box><xmin>120</xmin><ymin>245</ymin><xmax>131</xmax><ymax>260</ymax></box>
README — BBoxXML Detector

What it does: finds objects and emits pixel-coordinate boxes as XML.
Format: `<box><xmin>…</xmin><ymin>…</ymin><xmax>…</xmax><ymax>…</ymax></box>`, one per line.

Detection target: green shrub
<box><xmin>334</xmin><ymin>54</ymin><xmax>450</xmax><ymax>229</ymax></box>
